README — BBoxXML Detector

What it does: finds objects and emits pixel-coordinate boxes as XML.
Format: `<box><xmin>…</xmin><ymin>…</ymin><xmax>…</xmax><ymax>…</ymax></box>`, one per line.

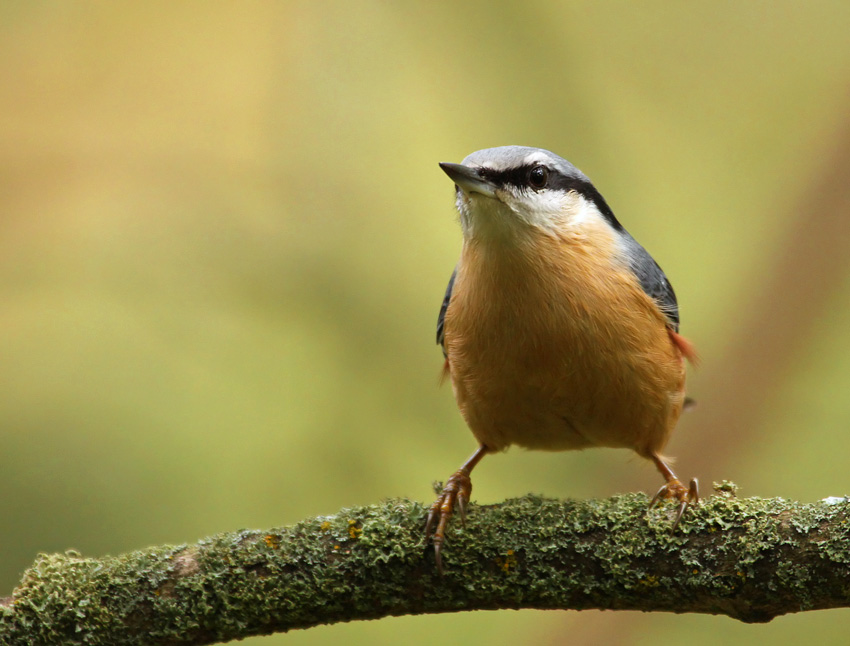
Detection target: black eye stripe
<box><xmin>476</xmin><ymin>164</ymin><xmax>539</xmax><ymax>189</ymax></box>
<box><xmin>476</xmin><ymin>164</ymin><xmax>585</xmax><ymax>193</ymax></box>
<box><xmin>474</xmin><ymin>164</ymin><xmax>623</xmax><ymax>231</ymax></box>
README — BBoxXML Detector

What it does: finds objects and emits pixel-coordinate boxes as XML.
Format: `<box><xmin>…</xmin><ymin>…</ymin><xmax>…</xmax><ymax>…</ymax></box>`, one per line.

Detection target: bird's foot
<box><xmin>649</xmin><ymin>477</ymin><xmax>699</xmax><ymax>530</ymax></box>
<box><xmin>425</xmin><ymin>469</ymin><xmax>472</xmax><ymax>574</ymax></box>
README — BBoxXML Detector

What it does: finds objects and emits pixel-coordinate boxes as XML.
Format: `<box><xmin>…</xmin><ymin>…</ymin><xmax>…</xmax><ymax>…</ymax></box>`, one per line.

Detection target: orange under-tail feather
<box><xmin>439</xmin><ymin>359</ymin><xmax>451</xmax><ymax>385</ymax></box>
<box><xmin>668</xmin><ymin>329</ymin><xmax>699</xmax><ymax>367</ymax></box>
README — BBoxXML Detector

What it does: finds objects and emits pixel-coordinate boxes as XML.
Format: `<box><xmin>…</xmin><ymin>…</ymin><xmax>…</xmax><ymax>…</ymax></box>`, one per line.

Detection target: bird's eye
<box><xmin>528</xmin><ymin>165</ymin><xmax>549</xmax><ymax>189</ymax></box>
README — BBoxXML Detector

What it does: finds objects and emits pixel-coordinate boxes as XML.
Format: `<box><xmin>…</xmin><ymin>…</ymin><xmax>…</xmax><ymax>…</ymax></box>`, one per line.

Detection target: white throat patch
<box><xmin>458</xmin><ymin>186</ymin><xmax>607</xmax><ymax>240</ymax></box>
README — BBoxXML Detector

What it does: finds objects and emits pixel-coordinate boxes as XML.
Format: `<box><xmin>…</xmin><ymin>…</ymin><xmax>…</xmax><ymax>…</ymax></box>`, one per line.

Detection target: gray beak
<box><xmin>439</xmin><ymin>162</ymin><xmax>497</xmax><ymax>198</ymax></box>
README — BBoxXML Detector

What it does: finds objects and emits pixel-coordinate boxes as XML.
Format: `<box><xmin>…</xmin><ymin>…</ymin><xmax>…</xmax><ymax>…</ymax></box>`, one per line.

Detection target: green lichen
<box><xmin>1</xmin><ymin>490</ymin><xmax>849</xmax><ymax>644</ymax></box>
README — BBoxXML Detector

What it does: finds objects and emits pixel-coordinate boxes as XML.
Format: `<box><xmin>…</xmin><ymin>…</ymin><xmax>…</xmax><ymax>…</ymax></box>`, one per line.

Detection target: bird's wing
<box><xmin>621</xmin><ymin>234</ymin><xmax>680</xmax><ymax>331</ymax></box>
<box><xmin>436</xmin><ymin>267</ymin><xmax>457</xmax><ymax>357</ymax></box>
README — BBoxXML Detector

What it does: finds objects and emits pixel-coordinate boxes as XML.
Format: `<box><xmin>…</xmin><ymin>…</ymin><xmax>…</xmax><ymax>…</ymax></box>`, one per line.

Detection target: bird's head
<box><xmin>440</xmin><ymin>146</ymin><xmax>622</xmax><ymax>243</ymax></box>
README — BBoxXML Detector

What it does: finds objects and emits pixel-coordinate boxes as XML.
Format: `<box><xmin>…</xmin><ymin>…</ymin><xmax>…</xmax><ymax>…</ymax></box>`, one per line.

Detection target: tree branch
<box><xmin>2</xmin><ymin>484</ymin><xmax>849</xmax><ymax>645</ymax></box>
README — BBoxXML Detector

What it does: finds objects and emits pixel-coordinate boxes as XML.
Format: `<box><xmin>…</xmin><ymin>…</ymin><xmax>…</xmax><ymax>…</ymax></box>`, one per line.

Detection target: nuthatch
<box><xmin>426</xmin><ymin>146</ymin><xmax>698</xmax><ymax>571</ymax></box>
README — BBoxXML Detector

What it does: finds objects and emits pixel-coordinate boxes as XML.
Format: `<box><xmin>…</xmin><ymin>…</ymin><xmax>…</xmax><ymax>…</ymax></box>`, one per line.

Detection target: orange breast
<box><xmin>443</xmin><ymin>225</ymin><xmax>686</xmax><ymax>457</ymax></box>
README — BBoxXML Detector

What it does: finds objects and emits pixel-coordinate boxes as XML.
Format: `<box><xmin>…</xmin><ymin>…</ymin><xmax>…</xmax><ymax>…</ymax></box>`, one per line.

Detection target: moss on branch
<box><xmin>2</xmin><ymin>484</ymin><xmax>850</xmax><ymax>645</ymax></box>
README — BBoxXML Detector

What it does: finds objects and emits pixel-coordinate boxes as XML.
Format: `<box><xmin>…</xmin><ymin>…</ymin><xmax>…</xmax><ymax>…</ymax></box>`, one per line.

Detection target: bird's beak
<box><xmin>439</xmin><ymin>162</ymin><xmax>497</xmax><ymax>198</ymax></box>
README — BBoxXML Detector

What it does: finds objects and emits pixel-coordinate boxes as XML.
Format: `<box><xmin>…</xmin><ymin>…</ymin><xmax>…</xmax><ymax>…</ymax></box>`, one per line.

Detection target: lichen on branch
<box><xmin>2</xmin><ymin>485</ymin><xmax>850</xmax><ymax>645</ymax></box>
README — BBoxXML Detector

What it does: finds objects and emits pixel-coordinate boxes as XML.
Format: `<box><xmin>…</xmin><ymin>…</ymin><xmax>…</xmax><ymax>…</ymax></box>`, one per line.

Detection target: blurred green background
<box><xmin>3</xmin><ymin>2</ymin><xmax>850</xmax><ymax>644</ymax></box>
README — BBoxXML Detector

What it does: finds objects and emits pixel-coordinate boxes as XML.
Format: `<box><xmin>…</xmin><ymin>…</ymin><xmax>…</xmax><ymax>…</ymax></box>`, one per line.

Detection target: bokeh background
<box><xmin>3</xmin><ymin>2</ymin><xmax>850</xmax><ymax>644</ymax></box>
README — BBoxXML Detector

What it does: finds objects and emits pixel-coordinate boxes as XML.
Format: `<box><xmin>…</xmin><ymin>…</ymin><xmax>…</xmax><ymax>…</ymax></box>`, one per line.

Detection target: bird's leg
<box><xmin>425</xmin><ymin>445</ymin><xmax>489</xmax><ymax>574</ymax></box>
<box><xmin>648</xmin><ymin>452</ymin><xmax>699</xmax><ymax>530</ymax></box>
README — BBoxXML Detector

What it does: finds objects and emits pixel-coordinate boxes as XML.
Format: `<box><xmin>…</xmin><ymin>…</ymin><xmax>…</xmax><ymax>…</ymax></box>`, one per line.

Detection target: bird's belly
<box><xmin>444</xmin><ymin>233</ymin><xmax>687</xmax><ymax>457</ymax></box>
<box><xmin>447</xmin><ymin>312</ymin><xmax>684</xmax><ymax>456</ymax></box>
<box><xmin>458</xmin><ymin>383</ymin><xmax>598</xmax><ymax>452</ymax></box>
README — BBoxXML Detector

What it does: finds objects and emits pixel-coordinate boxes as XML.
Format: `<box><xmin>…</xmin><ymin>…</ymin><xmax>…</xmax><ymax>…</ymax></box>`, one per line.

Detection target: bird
<box><xmin>425</xmin><ymin>146</ymin><xmax>698</xmax><ymax>572</ymax></box>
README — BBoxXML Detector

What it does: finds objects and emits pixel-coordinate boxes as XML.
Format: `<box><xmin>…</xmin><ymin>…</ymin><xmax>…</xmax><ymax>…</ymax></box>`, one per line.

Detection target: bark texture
<box><xmin>2</xmin><ymin>484</ymin><xmax>849</xmax><ymax>645</ymax></box>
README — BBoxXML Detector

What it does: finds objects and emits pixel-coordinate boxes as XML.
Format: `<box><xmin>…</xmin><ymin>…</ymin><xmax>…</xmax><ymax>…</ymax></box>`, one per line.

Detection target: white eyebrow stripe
<box><xmin>475</xmin><ymin>152</ymin><xmax>554</xmax><ymax>173</ymax></box>
<box><xmin>523</xmin><ymin>151</ymin><xmax>554</xmax><ymax>166</ymax></box>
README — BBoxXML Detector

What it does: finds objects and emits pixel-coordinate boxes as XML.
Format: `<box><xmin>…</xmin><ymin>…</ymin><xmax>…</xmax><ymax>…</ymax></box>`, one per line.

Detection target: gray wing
<box><xmin>436</xmin><ymin>267</ymin><xmax>457</xmax><ymax>357</ymax></box>
<box><xmin>621</xmin><ymin>233</ymin><xmax>680</xmax><ymax>331</ymax></box>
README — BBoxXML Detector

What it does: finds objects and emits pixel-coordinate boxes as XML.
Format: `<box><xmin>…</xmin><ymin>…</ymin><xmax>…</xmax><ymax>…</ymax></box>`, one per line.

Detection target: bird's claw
<box><xmin>425</xmin><ymin>469</ymin><xmax>472</xmax><ymax>574</ymax></box>
<box><xmin>649</xmin><ymin>477</ymin><xmax>699</xmax><ymax>531</ymax></box>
